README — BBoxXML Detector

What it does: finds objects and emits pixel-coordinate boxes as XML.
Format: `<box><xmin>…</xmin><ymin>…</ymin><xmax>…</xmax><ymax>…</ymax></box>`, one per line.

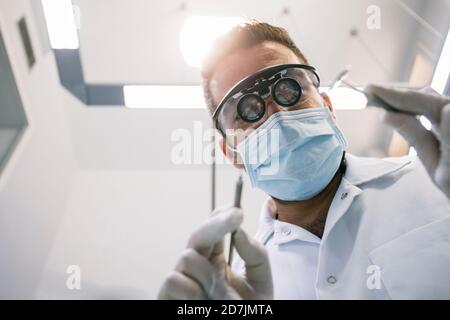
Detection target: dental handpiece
<box><xmin>227</xmin><ymin>175</ymin><xmax>243</xmax><ymax>266</ymax></box>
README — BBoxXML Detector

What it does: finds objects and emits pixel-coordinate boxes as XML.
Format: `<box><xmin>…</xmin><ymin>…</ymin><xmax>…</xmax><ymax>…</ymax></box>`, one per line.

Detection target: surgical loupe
<box><xmin>212</xmin><ymin>64</ymin><xmax>320</xmax><ymax>134</ymax></box>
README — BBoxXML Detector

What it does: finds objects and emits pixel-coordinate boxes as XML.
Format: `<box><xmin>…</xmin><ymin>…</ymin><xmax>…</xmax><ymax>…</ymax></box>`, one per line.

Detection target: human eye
<box><xmin>233</xmin><ymin>112</ymin><xmax>243</xmax><ymax>123</ymax></box>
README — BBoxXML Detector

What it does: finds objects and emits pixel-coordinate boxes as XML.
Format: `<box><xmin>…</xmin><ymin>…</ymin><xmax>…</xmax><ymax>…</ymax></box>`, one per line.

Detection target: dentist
<box><xmin>158</xmin><ymin>20</ymin><xmax>450</xmax><ymax>300</ymax></box>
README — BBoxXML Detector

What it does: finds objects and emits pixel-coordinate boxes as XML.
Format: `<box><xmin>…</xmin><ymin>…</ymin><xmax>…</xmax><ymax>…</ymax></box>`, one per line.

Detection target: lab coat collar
<box><xmin>255</xmin><ymin>153</ymin><xmax>413</xmax><ymax>245</ymax></box>
<box><xmin>343</xmin><ymin>153</ymin><xmax>412</xmax><ymax>186</ymax></box>
<box><xmin>255</xmin><ymin>197</ymin><xmax>324</xmax><ymax>245</ymax></box>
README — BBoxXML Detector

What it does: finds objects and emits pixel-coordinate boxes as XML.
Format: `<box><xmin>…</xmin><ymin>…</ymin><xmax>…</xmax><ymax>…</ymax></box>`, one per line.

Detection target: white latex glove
<box><xmin>365</xmin><ymin>84</ymin><xmax>450</xmax><ymax>198</ymax></box>
<box><xmin>157</xmin><ymin>206</ymin><xmax>273</xmax><ymax>300</ymax></box>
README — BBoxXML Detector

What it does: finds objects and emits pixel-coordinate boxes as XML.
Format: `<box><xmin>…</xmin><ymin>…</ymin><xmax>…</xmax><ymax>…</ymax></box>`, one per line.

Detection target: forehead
<box><xmin>209</xmin><ymin>41</ymin><xmax>302</xmax><ymax>106</ymax></box>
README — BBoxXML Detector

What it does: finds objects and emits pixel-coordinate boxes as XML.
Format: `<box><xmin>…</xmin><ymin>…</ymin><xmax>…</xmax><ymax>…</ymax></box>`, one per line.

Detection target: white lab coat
<box><xmin>232</xmin><ymin>154</ymin><xmax>450</xmax><ymax>299</ymax></box>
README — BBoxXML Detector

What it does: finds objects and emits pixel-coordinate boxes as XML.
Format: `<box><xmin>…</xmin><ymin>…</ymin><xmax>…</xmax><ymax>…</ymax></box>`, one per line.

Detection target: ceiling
<box><xmin>73</xmin><ymin>0</ymin><xmax>447</xmax><ymax>87</ymax></box>
<box><xmin>6</xmin><ymin>0</ymin><xmax>445</xmax><ymax>172</ymax></box>
<box><xmin>57</xmin><ymin>0</ymin><xmax>449</xmax><ymax>168</ymax></box>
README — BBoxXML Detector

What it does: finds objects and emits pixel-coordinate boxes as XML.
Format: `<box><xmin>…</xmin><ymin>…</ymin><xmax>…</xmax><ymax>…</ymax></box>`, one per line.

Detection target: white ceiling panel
<box><xmin>75</xmin><ymin>0</ymin><xmax>443</xmax><ymax>86</ymax></box>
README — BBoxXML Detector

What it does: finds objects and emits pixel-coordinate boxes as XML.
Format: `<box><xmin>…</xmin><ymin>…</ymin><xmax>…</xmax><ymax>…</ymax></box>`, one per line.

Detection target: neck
<box><xmin>272</xmin><ymin>170</ymin><xmax>343</xmax><ymax>238</ymax></box>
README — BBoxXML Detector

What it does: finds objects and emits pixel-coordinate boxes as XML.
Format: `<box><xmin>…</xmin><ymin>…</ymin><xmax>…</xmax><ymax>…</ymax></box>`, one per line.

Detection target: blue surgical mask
<box><xmin>236</xmin><ymin>107</ymin><xmax>347</xmax><ymax>201</ymax></box>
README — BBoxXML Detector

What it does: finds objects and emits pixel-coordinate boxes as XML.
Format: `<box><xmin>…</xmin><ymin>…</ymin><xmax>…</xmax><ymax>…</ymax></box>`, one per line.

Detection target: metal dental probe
<box><xmin>227</xmin><ymin>174</ymin><xmax>243</xmax><ymax>266</ymax></box>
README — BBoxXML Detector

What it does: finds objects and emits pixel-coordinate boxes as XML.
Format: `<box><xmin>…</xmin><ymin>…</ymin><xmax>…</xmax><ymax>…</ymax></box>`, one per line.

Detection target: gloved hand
<box><xmin>157</xmin><ymin>206</ymin><xmax>273</xmax><ymax>300</ymax></box>
<box><xmin>365</xmin><ymin>84</ymin><xmax>450</xmax><ymax>198</ymax></box>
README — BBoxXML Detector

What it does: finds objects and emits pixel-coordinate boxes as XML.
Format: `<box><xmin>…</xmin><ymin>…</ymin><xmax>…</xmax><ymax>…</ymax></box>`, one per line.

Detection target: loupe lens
<box><xmin>237</xmin><ymin>94</ymin><xmax>266</xmax><ymax>123</ymax></box>
<box><xmin>273</xmin><ymin>77</ymin><xmax>302</xmax><ymax>106</ymax></box>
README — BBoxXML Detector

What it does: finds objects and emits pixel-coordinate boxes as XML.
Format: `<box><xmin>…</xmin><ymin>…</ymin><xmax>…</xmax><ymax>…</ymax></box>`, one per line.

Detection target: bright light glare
<box><xmin>419</xmin><ymin>115</ymin><xmax>432</xmax><ymax>130</ymax></box>
<box><xmin>408</xmin><ymin>147</ymin><xmax>417</xmax><ymax>157</ymax></box>
<box><xmin>180</xmin><ymin>16</ymin><xmax>244</xmax><ymax>68</ymax></box>
<box><xmin>325</xmin><ymin>87</ymin><xmax>368</xmax><ymax>110</ymax></box>
<box><xmin>431</xmin><ymin>28</ymin><xmax>450</xmax><ymax>94</ymax></box>
<box><xmin>41</xmin><ymin>0</ymin><xmax>79</xmax><ymax>49</ymax></box>
<box><xmin>123</xmin><ymin>85</ymin><xmax>206</xmax><ymax>108</ymax></box>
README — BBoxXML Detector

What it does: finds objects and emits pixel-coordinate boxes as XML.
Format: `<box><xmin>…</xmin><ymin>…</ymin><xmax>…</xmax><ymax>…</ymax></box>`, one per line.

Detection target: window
<box><xmin>0</xmin><ymin>30</ymin><xmax>28</xmax><ymax>176</ymax></box>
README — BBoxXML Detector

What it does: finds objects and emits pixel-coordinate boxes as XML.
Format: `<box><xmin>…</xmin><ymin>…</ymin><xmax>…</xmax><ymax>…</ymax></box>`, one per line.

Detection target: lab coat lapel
<box><xmin>320</xmin><ymin>154</ymin><xmax>412</xmax><ymax>241</ymax></box>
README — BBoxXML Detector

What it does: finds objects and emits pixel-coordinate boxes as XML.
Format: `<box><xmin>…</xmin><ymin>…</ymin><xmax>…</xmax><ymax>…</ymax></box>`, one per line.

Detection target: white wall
<box><xmin>35</xmin><ymin>104</ymin><xmax>269</xmax><ymax>298</ymax></box>
<box><xmin>0</xmin><ymin>0</ymin><xmax>77</xmax><ymax>299</ymax></box>
<box><xmin>35</xmin><ymin>167</ymin><xmax>269</xmax><ymax>299</ymax></box>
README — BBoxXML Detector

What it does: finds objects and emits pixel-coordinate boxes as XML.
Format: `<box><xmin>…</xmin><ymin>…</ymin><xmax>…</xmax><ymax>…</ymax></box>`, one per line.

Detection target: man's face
<box><xmin>208</xmin><ymin>41</ymin><xmax>334</xmax><ymax>163</ymax></box>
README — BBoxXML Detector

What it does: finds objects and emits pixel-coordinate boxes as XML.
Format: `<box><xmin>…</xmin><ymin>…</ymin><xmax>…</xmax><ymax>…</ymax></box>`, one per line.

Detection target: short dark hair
<box><xmin>201</xmin><ymin>20</ymin><xmax>309</xmax><ymax>115</ymax></box>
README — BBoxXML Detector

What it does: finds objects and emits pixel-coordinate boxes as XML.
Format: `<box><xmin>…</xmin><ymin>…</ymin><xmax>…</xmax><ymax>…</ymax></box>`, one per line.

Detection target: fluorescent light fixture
<box><xmin>124</xmin><ymin>85</ymin><xmax>370</xmax><ymax>110</ymax></box>
<box><xmin>123</xmin><ymin>85</ymin><xmax>206</xmax><ymax>108</ymax></box>
<box><xmin>325</xmin><ymin>87</ymin><xmax>368</xmax><ymax>110</ymax></box>
<box><xmin>41</xmin><ymin>0</ymin><xmax>79</xmax><ymax>49</ymax></box>
<box><xmin>431</xmin><ymin>27</ymin><xmax>450</xmax><ymax>93</ymax></box>
<box><xmin>180</xmin><ymin>16</ymin><xmax>245</xmax><ymax>68</ymax></box>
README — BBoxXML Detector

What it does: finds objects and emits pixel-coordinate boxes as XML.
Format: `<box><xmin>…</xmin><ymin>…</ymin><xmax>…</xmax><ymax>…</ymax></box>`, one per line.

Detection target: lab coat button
<box><xmin>341</xmin><ymin>192</ymin><xmax>348</xmax><ymax>200</ymax></box>
<box><xmin>282</xmin><ymin>228</ymin><xmax>291</xmax><ymax>236</ymax></box>
<box><xmin>327</xmin><ymin>275</ymin><xmax>337</xmax><ymax>284</ymax></box>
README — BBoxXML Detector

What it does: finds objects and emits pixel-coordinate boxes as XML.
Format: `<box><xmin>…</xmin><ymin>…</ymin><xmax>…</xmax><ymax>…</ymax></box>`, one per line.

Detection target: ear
<box><xmin>321</xmin><ymin>92</ymin><xmax>337</xmax><ymax>120</ymax></box>
<box><xmin>219</xmin><ymin>137</ymin><xmax>243</xmax><ymax>169</ymax></box>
